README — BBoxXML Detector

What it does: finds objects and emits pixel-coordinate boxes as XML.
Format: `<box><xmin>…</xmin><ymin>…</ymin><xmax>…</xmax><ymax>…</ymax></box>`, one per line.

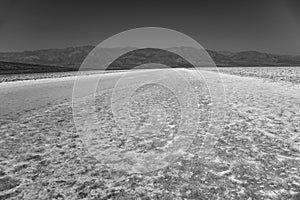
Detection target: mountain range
<box><xmin>0</xmin><ymin>46</ymin><xmax>299</xmax><ymax>71</ymax></box>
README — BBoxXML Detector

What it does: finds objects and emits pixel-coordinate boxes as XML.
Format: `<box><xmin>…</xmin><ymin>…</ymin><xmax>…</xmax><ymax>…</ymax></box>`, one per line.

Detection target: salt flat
<box><xmin>0</xmin><ymin>69</ymin><xmax>153</xmax><ymax>121</ymax></box>
<box><xmin>0</xmin><ymin>69</ymin><xmax>299</xmax><ymax>199</ymax></box>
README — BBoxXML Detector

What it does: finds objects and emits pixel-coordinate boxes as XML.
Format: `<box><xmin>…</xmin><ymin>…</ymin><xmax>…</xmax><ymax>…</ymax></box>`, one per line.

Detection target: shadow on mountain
<box><xmin>106</xmin><ymin>48</ymin><xmax>194</xmax><ymax>70</ymax></box>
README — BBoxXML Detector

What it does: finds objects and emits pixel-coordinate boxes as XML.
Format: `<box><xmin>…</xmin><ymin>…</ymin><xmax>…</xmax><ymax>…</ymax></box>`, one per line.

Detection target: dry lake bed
<box><xmin>0</xmin><ymin>67</ymin><xmax>300</xmax><ymax>200</ymax></box>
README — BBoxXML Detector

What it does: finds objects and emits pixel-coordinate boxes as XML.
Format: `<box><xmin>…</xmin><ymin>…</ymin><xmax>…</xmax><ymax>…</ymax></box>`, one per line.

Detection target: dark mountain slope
<box><xmin>0</xmin><ymin>46</ymin><xmax>299</xmax><ymax>74</ymax></box>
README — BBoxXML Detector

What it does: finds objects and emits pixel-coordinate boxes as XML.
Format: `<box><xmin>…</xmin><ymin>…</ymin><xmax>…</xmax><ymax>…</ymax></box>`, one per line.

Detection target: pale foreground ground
<box><xmin>0</xmin><ymin>69</ymin><xmax>300</xmax><ymax>199</ymax></box>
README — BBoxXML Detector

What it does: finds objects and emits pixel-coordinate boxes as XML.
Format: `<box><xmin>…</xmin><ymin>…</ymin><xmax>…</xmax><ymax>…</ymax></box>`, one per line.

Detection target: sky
<box><xmin>0</xmin><ymin>0</ymin><xmax>300</xmax><ymax>55</ymax></box>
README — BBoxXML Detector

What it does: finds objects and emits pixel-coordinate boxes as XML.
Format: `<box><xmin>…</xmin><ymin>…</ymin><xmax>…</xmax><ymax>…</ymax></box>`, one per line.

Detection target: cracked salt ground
<box><xmin>209</xmin><ymin>71</ymin><xmax>300</xmax><ymax>199</ymax></box>
<box><xmin>1</xmin><ymin>70</ymin><xmax>300</xmax><ymax>199</ymax></box>
<box><xmin>75</xmin><ymin>77</ymin><xmax>203</xmax><ymax>174</ymax></box>
<box><xmin>210</xmin><ymin>67</ymin><xmax>300</xmax><ymax>85</ymax></box>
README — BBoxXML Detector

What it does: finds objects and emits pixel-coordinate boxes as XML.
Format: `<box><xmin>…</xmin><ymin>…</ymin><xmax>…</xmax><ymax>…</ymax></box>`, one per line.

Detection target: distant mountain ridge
<box><xmin>0</xmin><ymin>46</ymin><xmax>95</xmax><ymax>68</ymax></box>
<box><xmin>0</xmin><ymin>46</ymin><xmax>299</xmax><ymax>69</ymax></box>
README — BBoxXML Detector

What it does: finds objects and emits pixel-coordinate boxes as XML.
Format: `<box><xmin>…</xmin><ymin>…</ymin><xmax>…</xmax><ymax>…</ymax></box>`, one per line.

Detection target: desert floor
<box><xmin>0</xmin><ymin>69</ymin><xmax>300</xmax><ymax>199</ymax></box>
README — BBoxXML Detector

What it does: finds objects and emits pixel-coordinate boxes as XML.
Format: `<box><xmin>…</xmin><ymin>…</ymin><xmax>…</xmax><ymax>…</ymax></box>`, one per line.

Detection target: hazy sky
<box><xmin>0</xmin><ymin>0</ymin><xmax>300</xmax><ymax>55</ymax></box>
